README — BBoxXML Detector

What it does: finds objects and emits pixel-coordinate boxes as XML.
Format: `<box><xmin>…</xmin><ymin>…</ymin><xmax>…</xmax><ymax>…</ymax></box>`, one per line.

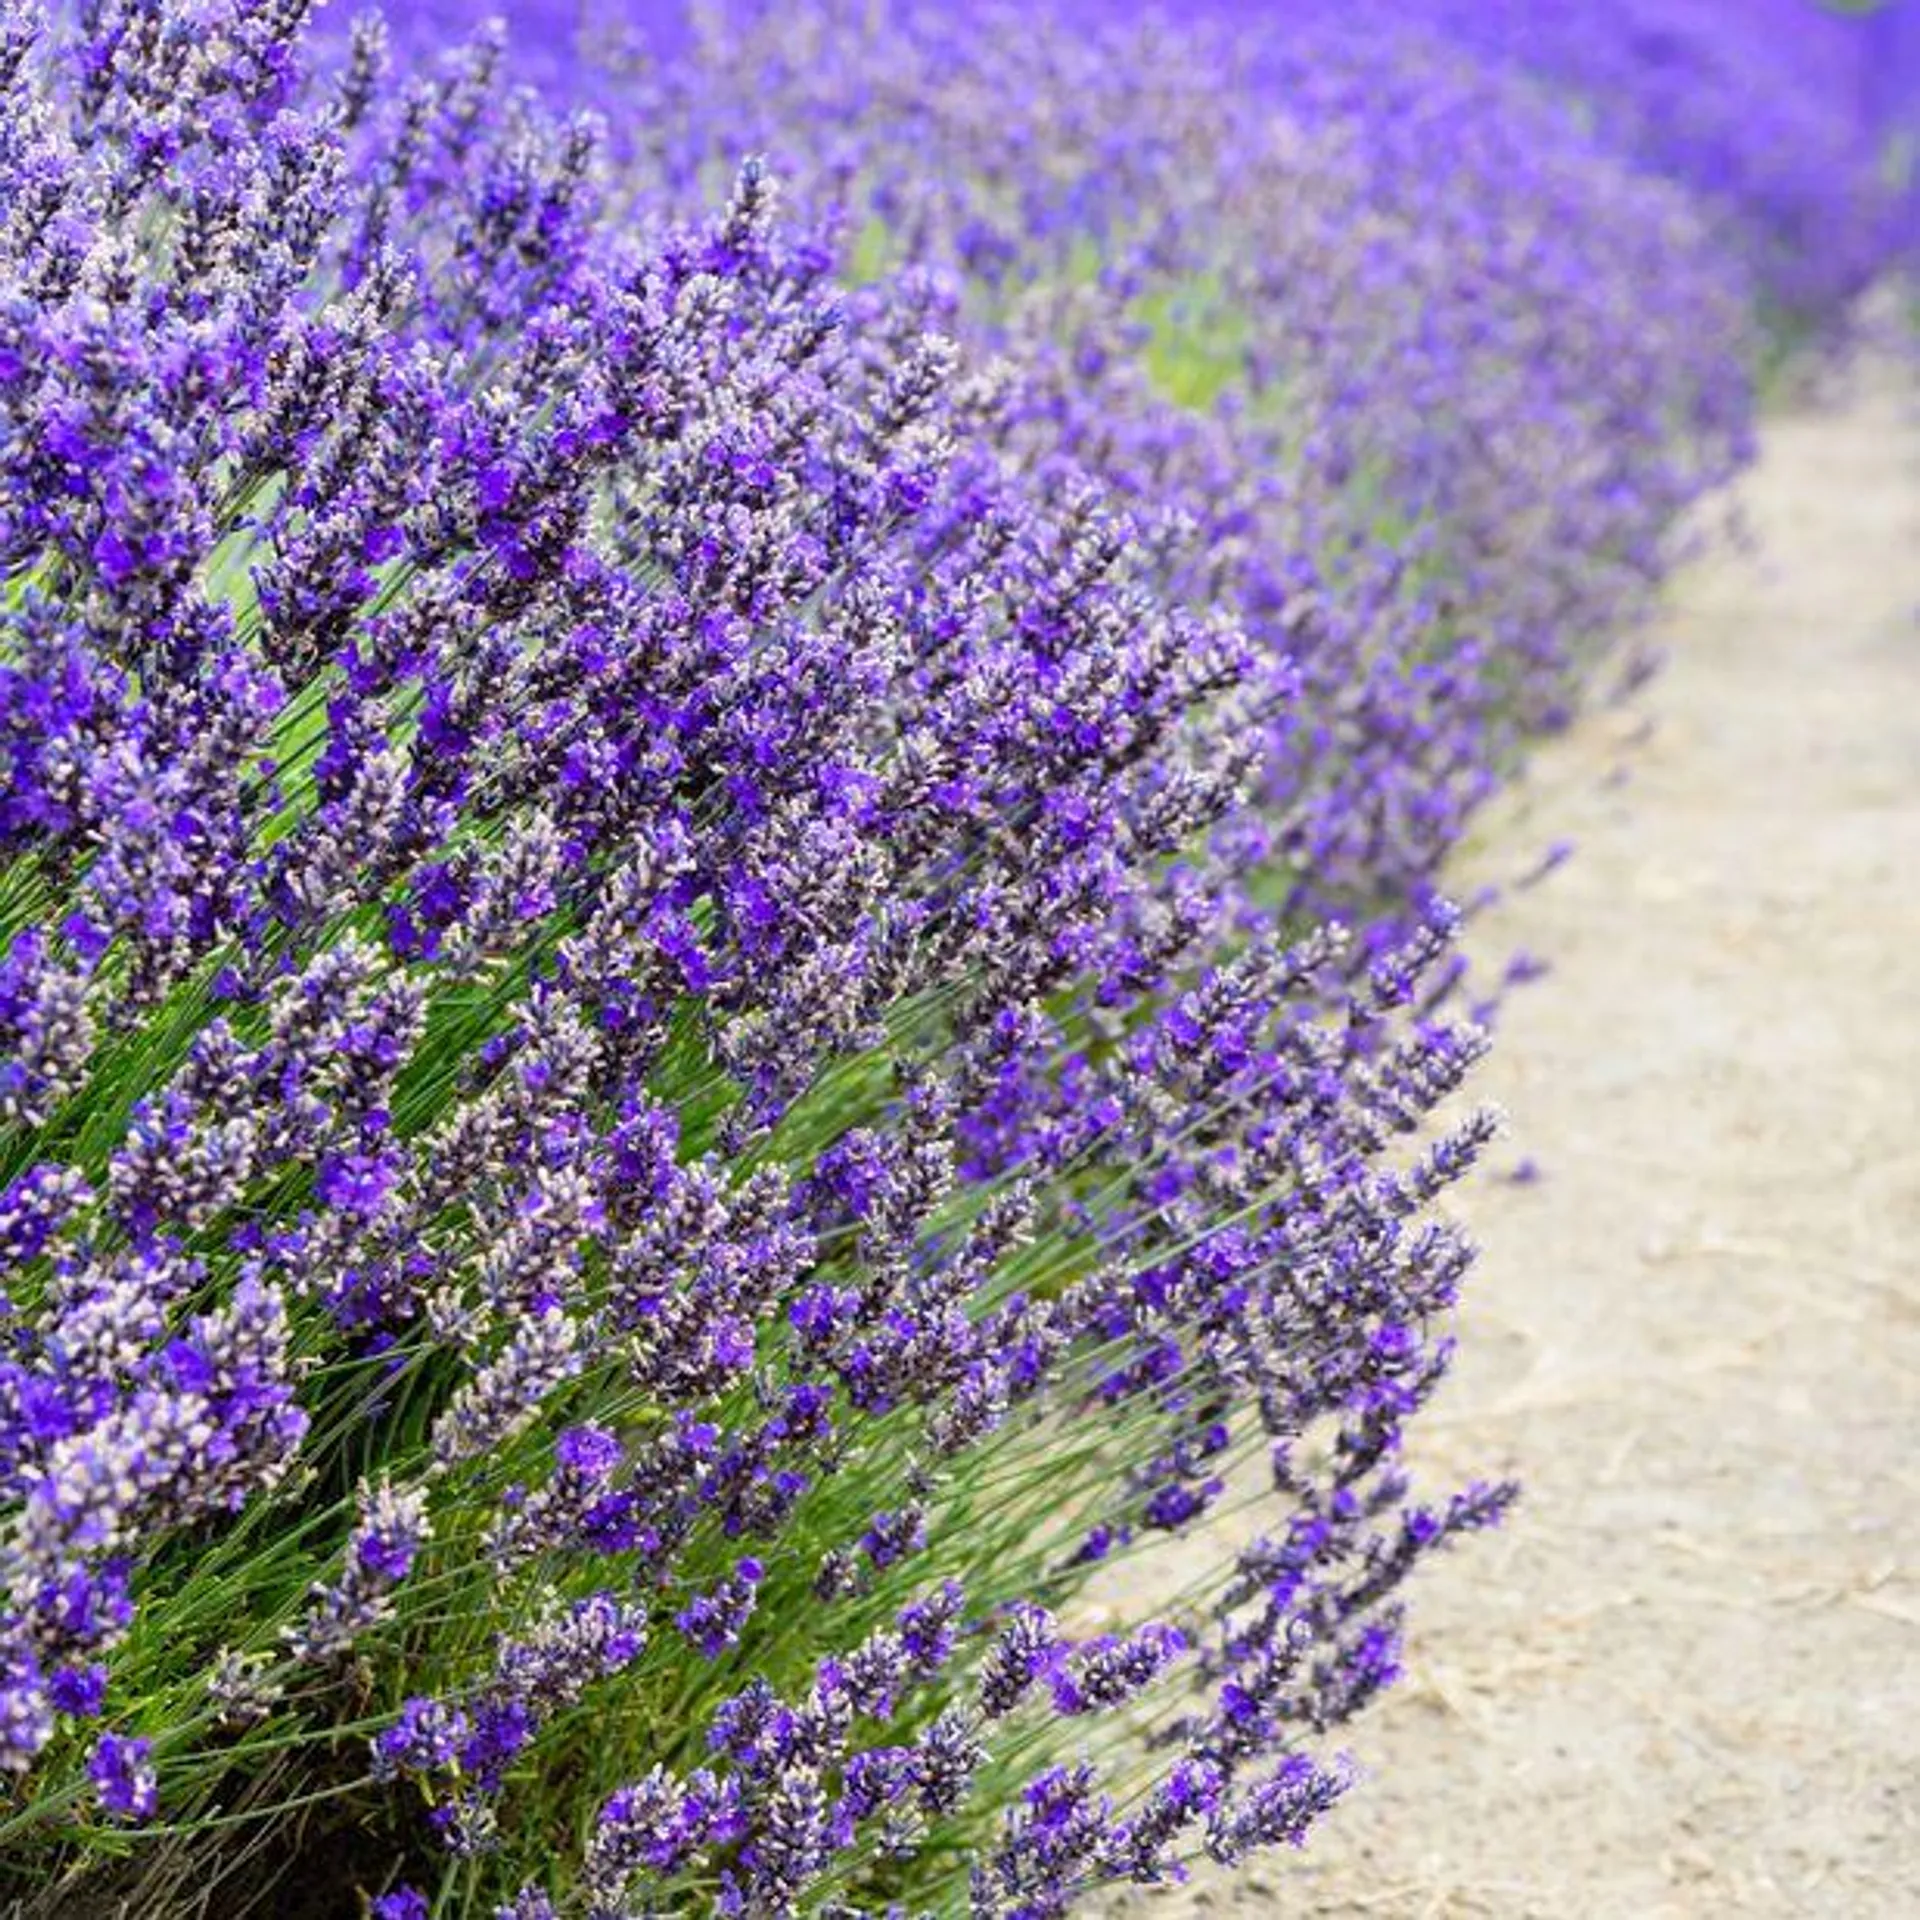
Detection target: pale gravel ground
<box><xmin>1104</xmin><ymin>358</ymin><xmax>1920</xmax><ymax>1919</ymax></box>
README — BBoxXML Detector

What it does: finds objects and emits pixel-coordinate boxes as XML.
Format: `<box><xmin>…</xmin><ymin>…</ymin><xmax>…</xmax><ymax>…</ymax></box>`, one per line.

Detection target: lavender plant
<box><xmin>0</xmin><ymin>6</ymin><xmax>1509</xmax><ymax>1912</ymax></box>
<box><xmin>0</xmin><ymin>1</ymin><xmax>1873</xmax><ymax>1916</ymax></box>
<box><xmin>609</xmin><ymin>0</ymin><xmax>1762</xmax><ymax>926</ymax></box>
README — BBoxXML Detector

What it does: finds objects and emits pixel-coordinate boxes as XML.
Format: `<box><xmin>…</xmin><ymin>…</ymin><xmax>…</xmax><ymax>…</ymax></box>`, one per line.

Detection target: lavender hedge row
<box><xmin>388</xmin><ymin>0</ymin><xmax>1914</xmax><ymax>318</ymax></box>
<box><xmin>0</xmin><ymin>4</ymin><xmax>1900</xmax><ymax>1918</ymax></box>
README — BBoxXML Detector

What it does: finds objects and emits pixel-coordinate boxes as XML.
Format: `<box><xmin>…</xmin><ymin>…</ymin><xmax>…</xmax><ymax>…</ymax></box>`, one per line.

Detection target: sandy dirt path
<box><xmin>1116</xmin><ymin>361</ymin><xmax>1920</xmax><ymax>1917</ymax></box>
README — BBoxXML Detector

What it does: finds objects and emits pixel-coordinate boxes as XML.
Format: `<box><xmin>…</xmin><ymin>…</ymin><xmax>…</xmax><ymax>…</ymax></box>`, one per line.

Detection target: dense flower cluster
<box><xmin>1059</xmin><ymin>0</ymin><xmax>1908</xmax><ymax>324</ymax></box>
<box><xmin>386</xmin><ymin>0</ymin><xmax>1911</xmax><ymax>321</ymax></box>
<box><xmin>612</xmin><ymin>0</ymin><xmax>1765</xmax><ymax>930</ymax></box>
<box><xmin>0</xmin><ymin>1</ymin><xmax>1893</xmax><ymax>1915</ymax></box>
<box><xmin>1361</xmin><ymin>0</ymin><xmax>1906</xmax><ymax>324</ymax></box>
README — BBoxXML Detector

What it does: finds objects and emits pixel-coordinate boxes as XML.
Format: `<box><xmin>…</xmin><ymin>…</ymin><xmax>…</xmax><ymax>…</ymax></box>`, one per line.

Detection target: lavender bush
<box><xmin>618</xmin><ymin>0</ymin><xmax>1764</xmax><ymax>917</ymax></box>
<box><xmin>0</xmin><ymin>2</ymin><xmax>1896</xmax><ymax>1916</ymax></box>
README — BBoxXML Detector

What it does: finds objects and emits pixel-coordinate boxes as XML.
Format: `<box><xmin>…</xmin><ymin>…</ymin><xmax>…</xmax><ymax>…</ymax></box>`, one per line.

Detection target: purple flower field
<box><xmin>0</xmin><ymin>2</ymin><xmax>1909</xmax><ymax>1915</ymax></box>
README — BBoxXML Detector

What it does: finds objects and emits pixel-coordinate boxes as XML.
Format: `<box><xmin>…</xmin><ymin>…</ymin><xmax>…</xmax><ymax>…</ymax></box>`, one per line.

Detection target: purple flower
<box><xmin>858</xmin><ymin>1507</ymin><xmax>925</xmax><ymax>1571</ymax></box>
<box><xmin>554</xmin><ymin>1424</ymin><xmax>622</xmax><ymax>1480</ymax></box>
<box><xmin>87</xmin><ymin>1732</ymin><xmax>157</xmax><ymax>1821</ymax></box>
<box><xmin>371</xmin><ymin>1892</ymin><xmax>430</xmax><ymax>1920</ymax></box>
<box><xmin>0</xmin><ymin>1654</ymin><xmax>54</xmax><ymax>1773</ymax></box>
<box><xmin>676</xmin><ymin>1560</ymin><xmax>764</xmax><ymax>1660</ymax></box>
<box><xmin>47</xmin><ymin>1663</ymin><xmax>108</xmax><ymax>1718</ymax></box>
<box><xmin>374</xmin><ymin>1699</ymin><xmax>472</xmax><ymax>1781</ymax></box>
<box><xmin>314</xmin><ymin>1149</ymin><xmax>401</xmax><ymax>1218</ymax></box>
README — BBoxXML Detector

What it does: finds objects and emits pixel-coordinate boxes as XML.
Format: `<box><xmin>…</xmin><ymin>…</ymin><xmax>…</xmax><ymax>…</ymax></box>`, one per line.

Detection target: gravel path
<box><xmin>1118</xmin><ymin>359</ymin><xmax>1920</xmax><ymax>1917</ymax></box>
